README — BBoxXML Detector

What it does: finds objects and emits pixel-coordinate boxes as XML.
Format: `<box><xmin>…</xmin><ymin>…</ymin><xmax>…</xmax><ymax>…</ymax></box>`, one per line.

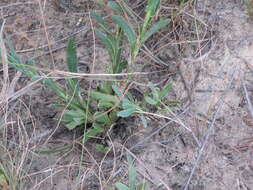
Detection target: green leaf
<box><xmin>148</xmin><ymin>82</ymin><xmax>159</xmax><ymax>100</ymax></box>
<box><xmin>0</xmin><ymin>168</ymin><xmax>6</xmax><ymax>184</ymax></box>
<box><xmin>50</xmin><ymin>103</ymin><xmax>65</xmax><ymax>108</ymax></box>
<box><xmin>111</xmin><ymin>15</ymin><xmax>136</xmax><ymax>48</ymax></box>
<box><xmin>66</xmin><ymin>39</ymin><xmax>78</xmax><ymax>73</ymax></box>
<box><xmin>66</xmin><ymin>78</ymin><xmax>79</xmax><ymax>98</ymax></box>
<box><xmin>142</xmin><ymin>19</ymin><xmax>170</xmax><ymax>43</ymax></box>
<box><xmin>112</xmin><ymin>84</ymin><xmax>123</xmax><ymax>97</ymax></box>
<box><xmin>66</xmin><ymin>39</ymin><xmax>79</xmax><ymax>94</ymax></box>
<box><xmin>94</xmin><ymin>112</ymin><xmax>111</xmax><ymax>124</ymax></box>
<box><xmin>146</xmin><ymin>0</ymin><xmax>160</xmax><ymax>17</ymax></box>
<box><xmin>108</xmin><ymin>1</ymin><xmax>123</xmax><ymax>13</ymax></box>
<box><xmin>95</xmin><ymin>29</ymin><xmax>114</xmax><ymax>58</ymax></box>
<box><xmin>98</xmin><ymin>101</ymin><xmax>114</xmax><ymax>108</ymax></box>
<box><xmin>126</xmin><ymin>154</ymin><xmax>137</xmax><ymax>189</ymax></box>
<box><xmin>129</xmin><ymin>166</ymin><xmax>137</xmax><ymax>190</ymax></box>
<box><xmin>137</xmin><ymin>183</ymin><xmax>148</xmax><ymax>190</ymax></box>
<box><xmin>159</xmin><ymin>82</ymin><xmax>172</xmax><ymax>100</ymax></box>
<box><xmin>62</xmin><ymin>109</ymin><xmax>92</xmax><ymax>124</ymax></box>
<box><xmin>90</xmin><ymin>90</ymin><xmax>118</xmax><ymax>103</ymax></box>
<box><xmin>115</xmin><ymin>183</ymin><xmax>130</xmax><ymax>190</ymax></box>
<box><xmin>127</xmin><ymin>154</ymin><xmax>134</xmax><ymax>165</ymax></box>
<box><xmin>144</xmin><ymin>96</ymin><xmax>157</xmax><ymax>105</ymax></box>
<box><xmin>126</xmin><ymin>91</ymin><xmax>135</xmax><ymax>102</ymax></box>
<box><xmin>164</xmin><ymin>100</ymin><xmax>181</xmax><ymax>105</ymax></box>
<box><xmin>43</xmin><ymin>78</ymin><xmax>67</xmax><ymax>100</ymax></box>
<box><xmin>142</xmin><ymin>0</ymin><xmax>161</xmax><ymax>33</ymax></box>
<box><xmin>95</xmin><ymin>144</ymin><xmax>109</xmax><ymax>153</ymax></box>
<box><xmin>83</xmin><ymin>123</ymin><xmax>104</xmax><ymax>143</ymax></box>
<box><xmin>117</xmin><ymin>108</ymin><xmax>136</xmax><ymax>117</ymax></box>
<box><xmin>92</xmin><ymin>13</ymin><xmax>110</xmax><ymax>32</ymax></box>
<box><xmin>66</xmin><ymin>120</ymin><xmax>83</xmax><ymax>130</ymax></box>
<box><xmin>122</xmin><ymin>98</ymin><xmax>136</xmax><ymax>109</ymax></box>
<box><xmin>63</xmin><ymin>109</ymin><xmax>85</xmax><ymax>118</ymax></box>
<box><xmin>98</xmin><ymin>82</ymin><xmax>113</xmax><ymax>94</ymax></box>
<box><xmin>109</xmin><ymin>111</ymin><xmax>118</xmax><ymax>122</ymax></box>
<box><xmin>140</xmin><ymin>114</ymin><xmax>148</xmax><ymax>128</ymax></box>
<box><xmin>122</xmin><ymin>98</ymin><xmax>141</xmax><ymax>110</ymax></box>
<box><xmin>114</xmin><ymin>60</ymin><xmax>128</xmax><ymax>73</ymax></box>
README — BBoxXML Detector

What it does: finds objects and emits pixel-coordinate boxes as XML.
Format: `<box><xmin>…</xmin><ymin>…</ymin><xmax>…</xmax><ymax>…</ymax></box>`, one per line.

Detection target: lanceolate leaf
<box><xmin>159</xmin><ymin>82</ymin><xmax>173</xmax><ymax>100</ymax></box>
<box><xmin>126</xmin><ymin>154</ymin><xmax>136</xmax><ymax>189</ymax></box>
<box><xmin>117</xmin><ymin>108</ymin><xmax>136</xmax><ymax>117</ymax></box>
<box><xmin>144</xmin><ymin>96</ymin><xmax>157</xmax><ymax>105</ymax></box>
<box><xmin>146</xmin><ymin>0</ymin><xmax>160</xmax><ymax>17</ymax></box>
<box><xmin>108</xmin><ymin>1</ymin><xmax>123</xmax><ymax>13</ymax></box>
<box><xmin>129</xmin><ymin>165</ymin><xmax>137</xmax><ymax>190</ymax></box>
<box><xmin>83</xmin><ymin>123</ymin><xmax>104</xmax><ymax>143</ymax></box>
<box><xmin>95</xmin><ymin>29</ymin><xmax>114</xmax><ymax>59</ymax></box>
<box><xmin>98</xmin><ymin>101</ymin><xmax>114</xmax><ymax>108</ymax></box>
<box><xmin>66</xmin><ymin>38</ymin><xmax>79</xmax><ymax>94</ymax></box>
<box><xmin>99</xmin><ymin>82</ymin><xmax>113</xmax><ymax>94</ymax></box>
<box><xmin>66</xmin><ymin>39</ymin><xmax>78</xmax><ymax>73</ymax></box>
<box><xmin>94</xmin><ymin>112</ymin><xmax>111</xmax><ymax>124</ymax></box>
<box><xmin>122</xmin><ymin>98</ymin><xmax>133</xmax><ymax>109</ymax></box>
<box><xmin>164</xmin><ymin>100</ymin><xmax>181</xmax><ymax>105</ymax></box>
<box><xmin>142</xmin><ymin>19</ymin><xmax>170</xmax><ymax>43</ymax></box>
<box><xmin>112</xmin><ymin>84</ymin><xmax>123</xmax><ymax>97</ymax></box>
<box><xmin>42</xmin><ymin>78</ymin><xmax>67</xmax><ymax>100</ymax></box>
<box><xmin>111</xmin><ymin>15</ymin><xmax>136</xmax><ymax>48</ymax></box>
<box><xmin>113</xmin><ymin>60</ymin><xmax>127</xmax><ymax>74</ymax></box>
<box><xmin>92</xmin><ymin>13</ymin><xmax>110</xmax><ymax>32</ymax></box>
<box><xmin>142</xmin><ymin>0</ymin><xmax>160</xmax><ymax>31</ymax></box>
<box><xmin>90</xmin><ymin>90</ymin><xmax>118</xmax><ymax>103</ymax></box>
<box><xmin>115</xmin><ymin>183</ymin><xmax>130</xmax><ymax>190</ymax></box>
<box><xmin>66</xmin><ymin>120</ymin><xmax>83</xmax><ymax>130</ymax></box>
<box><xmin>148</xmin><ymin>82</ymin><xmax>159</xmax><ymax>100</ymax></box>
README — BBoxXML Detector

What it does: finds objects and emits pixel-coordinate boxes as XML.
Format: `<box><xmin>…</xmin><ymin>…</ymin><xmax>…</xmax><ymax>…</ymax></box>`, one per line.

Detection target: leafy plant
<box><xmin>94</xmin><ymin>0</ymin><xmax>171</xmax><ymax>66</ymax></box>
<box><xmin>3</xmin><ymin>0</ymin><xmax>177</xmax><ymax>146</ymax></box>
<box><xmin>115</xmin><ymin>155</ymin><xmax>148</xmax><ymax>190</ymax></box>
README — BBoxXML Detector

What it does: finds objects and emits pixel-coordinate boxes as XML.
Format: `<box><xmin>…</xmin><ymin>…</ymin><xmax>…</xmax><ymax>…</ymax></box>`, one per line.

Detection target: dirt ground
<box><xmin>0</xmin><ymin>0</ymin><xmax>253</xmax><ymax>190</ymax></box>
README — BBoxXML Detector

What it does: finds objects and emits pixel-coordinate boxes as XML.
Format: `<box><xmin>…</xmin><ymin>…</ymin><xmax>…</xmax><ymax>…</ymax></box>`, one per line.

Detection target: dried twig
<box><xmin>242</xmin><ymin>77</ymin><xmax>253</xmax><ymax>119</ymax></box>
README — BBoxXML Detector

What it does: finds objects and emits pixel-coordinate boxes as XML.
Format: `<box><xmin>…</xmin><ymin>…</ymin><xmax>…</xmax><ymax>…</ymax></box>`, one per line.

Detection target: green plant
<box><xmin>94</xmin><ymin>0</ymin><xmax>170</xmax><ymax>66</ymax></box>
<box><xmin>246</xmin><ymin>0</ymin><xmax>253</xmax><ymax>18</ymax></box>
<box><xmin>115</xmin><ymin>155</ymin><xmax>148</xmax><ymax>190</ymax></box>
<box><xmin>0</xmin><ymin>142</ymin><xmax>29</xmax><ymax>190</ymax></box>
<box><xmin>2</xmin><ymin>0</ymin><xmax>176</xmax><ymax>146</ymax></box>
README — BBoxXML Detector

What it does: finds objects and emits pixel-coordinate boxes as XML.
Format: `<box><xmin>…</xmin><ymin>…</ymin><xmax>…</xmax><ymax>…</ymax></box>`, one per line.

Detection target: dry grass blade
<box><xmin>0</xmin><ymin>1</ymin><xmax>35</xmax><ymax>9</ymax></box>
<box><xmin>242</xmin><ymin>77</ymin><xmax>253</xmax><ymax>119</ymax></box>
<box><xmin>0</xmin><ymin>19</ymin><xmax>8</xmax><ymax>103</ymax></box>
